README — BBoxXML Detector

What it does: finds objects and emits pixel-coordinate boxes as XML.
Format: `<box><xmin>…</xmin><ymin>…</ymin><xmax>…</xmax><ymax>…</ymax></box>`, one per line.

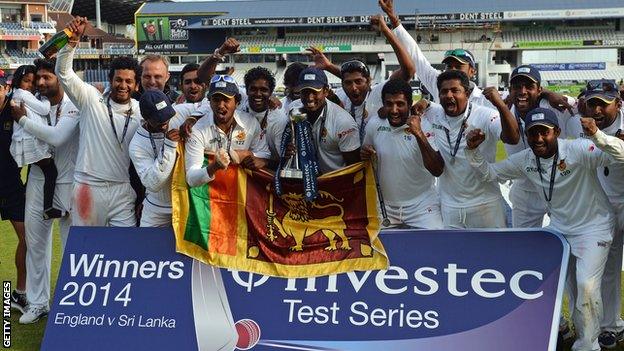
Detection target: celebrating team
<box><xmin>2</xmin><ymin>1</ymin><xmax>624</xmax><ymax>350</ymax></box>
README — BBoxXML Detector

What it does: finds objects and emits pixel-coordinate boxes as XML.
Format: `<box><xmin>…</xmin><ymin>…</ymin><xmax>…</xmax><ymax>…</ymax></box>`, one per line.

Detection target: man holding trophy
<box><xmin>185</xmin><ymin>75</ymin><xmax>270</xmax><ymax>187</ymax></box>
<box><xmin>277</xmin><ymin>67</ymin><xmax>361</xmax><ymax>201</ymax></box>
<box><xmin>284</xmin><ymin>67</ymin><xmax>361</xmax><ymax>174</ymax></box>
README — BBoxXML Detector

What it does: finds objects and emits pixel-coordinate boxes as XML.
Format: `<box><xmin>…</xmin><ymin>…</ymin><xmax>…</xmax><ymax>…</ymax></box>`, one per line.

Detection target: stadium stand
<box><xmin>504</xmin><ymin>29</ymin><xmax>622</xmax><ymax>43</ymax></box>
<box><xmin>0</xmin><ymin>22</ymin><xmax>39</xmax><ymax>36</ymax></box>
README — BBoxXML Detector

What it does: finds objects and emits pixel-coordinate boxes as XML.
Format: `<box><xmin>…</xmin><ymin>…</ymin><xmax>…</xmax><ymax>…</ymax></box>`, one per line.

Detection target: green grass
<box><xmin>1</xmin><ymin>220</ymin><xmax>63</xmax><ymax>351</ymax></box>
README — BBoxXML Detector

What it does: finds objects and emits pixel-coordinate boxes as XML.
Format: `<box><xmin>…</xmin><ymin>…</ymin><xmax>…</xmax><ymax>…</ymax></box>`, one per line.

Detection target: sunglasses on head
<box><xmin>444</xmin><ymin>49</ymin><xmax>474</xmax><ymax>61</ymax></box>
<box><xmin>210</xmin><ymin>75</ymin><xmax>236</xmax><ymax>84</ymax></box>
<box><xmin>586</xmin><ymin>80</ymin><xmax>618</xmax><ymax>93</ymax></box>
<box><xmin>340</xmin><ymin>60</ymin><xmax>370</xmax><ymax>77</ymax></box>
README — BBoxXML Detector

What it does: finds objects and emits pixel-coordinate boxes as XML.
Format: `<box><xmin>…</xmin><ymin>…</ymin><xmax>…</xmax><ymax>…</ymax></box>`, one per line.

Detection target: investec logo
<box><xmin>229</xmin><ymin>264</ymin><xmax>544</xmax><ymax>300</ymax></box>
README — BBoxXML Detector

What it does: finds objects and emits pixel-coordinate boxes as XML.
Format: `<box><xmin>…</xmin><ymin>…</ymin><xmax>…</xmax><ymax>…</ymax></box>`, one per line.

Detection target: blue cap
<box><xmin>524</xmin><ymin>107</ymin><xmax>559</xmax><ymax>130</ymax></box>
<box><xmin>585</xmin><ymin>79</ymin><xmax>619</xmax><ymax>104</ymax></box>
<box><xmin>208</xmin><ymin>75</ymin><xmax>239</xmax><ymax>99</ymax></box>
<box><xmin>297</xmin><ymin>67</ymin><xmax>328</xmax><ymax>91</ymax></box>
<box><xmin>511</xmin><ymin>65</ymin><xmax>541</xmax><ymax>85</ymax></box>
<box><xmin>139</xmin><ymin>89</ymin><xmax>176</xmax><ymax>124</ymax></box>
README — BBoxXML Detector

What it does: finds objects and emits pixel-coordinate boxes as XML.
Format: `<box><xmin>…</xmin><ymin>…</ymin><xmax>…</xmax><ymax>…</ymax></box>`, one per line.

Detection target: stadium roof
<box><xmin>70</xmin><ymin>0</ymin><xmax>171</xmax><ymax>25</ymax></box>
<box><xmin>138</xmin><ymin>0</ymin><xmax>624</xmax><ymax>19</ymax></box>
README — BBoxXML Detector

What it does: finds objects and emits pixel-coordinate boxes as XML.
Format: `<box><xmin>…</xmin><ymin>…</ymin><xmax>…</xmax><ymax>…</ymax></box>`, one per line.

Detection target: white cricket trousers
<box><xmin>441</xmin><ymin>198</ymin><xmax>507</xmax><ymax>229</ymax></box>
<box><xmin>509</xmin><ymin>184</ymin><xmax>548</xmax><ymax>228</ymax></box>
<box><xmin>24</xmin><ymin>177</ymin><xmax>71</xmax><ymax>308</ymax></box>
<box><xmin>384</xmin><ymin>196</ymin><xmax>443</xmax><ymax>230</ymax></box>
<box><xmin>564</xmin><ymin>230</ymin><xmax>612</xmax><ymax>351</ymax></box>
<box><xmin>601</xmin><ymin>201</ymin><xmax>624</xmax><ymax>333</ymax></box>
<box><xmin>140</xmin><ymin>199</ymin><xmax>172</xmax><ymax>227</ymax></box>
<box><xmin>71</xmin><ymin>181</ymin><xmax>136</xmax><ymax>227</ymax></box>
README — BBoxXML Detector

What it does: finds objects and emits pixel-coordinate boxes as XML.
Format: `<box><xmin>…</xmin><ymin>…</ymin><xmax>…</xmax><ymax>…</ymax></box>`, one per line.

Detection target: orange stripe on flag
<box><xmin>208</xmin><ymin>166</ymin><xmax>239</xmax><ymax>256</ymax></box>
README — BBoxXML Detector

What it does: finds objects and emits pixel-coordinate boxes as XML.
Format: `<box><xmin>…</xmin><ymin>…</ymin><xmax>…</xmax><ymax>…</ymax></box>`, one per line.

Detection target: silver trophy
<box><xmin>279</xmin><ymin>108</ymin><xmax>306</xmax><ymax>179</ymax></box>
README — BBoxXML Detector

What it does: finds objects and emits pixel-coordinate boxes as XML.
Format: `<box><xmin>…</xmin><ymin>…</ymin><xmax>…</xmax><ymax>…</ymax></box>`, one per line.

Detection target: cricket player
<box><xmin>567</xmin><ymin>80</ymin><xmax>624</xmax><ymax>348</ymax></box>
<box><xmin>56</xmin><ymin>17</ymin><xmax>142</xmax><ymax>226</ymax></box>
<box><xmin>129</xmin><ymin>90</ymin><xmax>179</xmax><ymax>227</ymax></box>
<box><xmin>505</xmin><ymin>65</ymin><xmax>576</xmax><ymax>228</ymax></box>
<box><xmin>379</xmin><ymin>0</ymin><xmax>572</xmax><ymax>112</ymax></box>
<box><xmin>308</xmin><ymin>14</ymin><xmax>414</xmax><ymax>143</ymax></box>
<box><xmin>416</xmin><ymin>70</ymin><xmax>519</xmax><ymax>228</ymax></box>
<box><xmin>242</xmin><ymin>66</ymin><xmax>289</xmax><ymax>166</ymax></box>
<box><xmin>466</xmin><ymin>107</ymin><xmax>624</xmax><ymax>351</ymax></box>
<box><xmin>10</xmin><ymin>58</ymin><xmax>80</xmax><ymax>324</ymax></box>
<box><xmin>185</xmin><ymin>75</ymin><xmax>270</xmax><ymax>187</ymax></box>
<box><xmin>361</xmin><ymin>78</ymin><xmax>442</xmax><ymax>229</ymax></box>
<box><xmin>287</xmin><ymin>67</ymin><xmax>361</xmax><ymax>174</ymax></box>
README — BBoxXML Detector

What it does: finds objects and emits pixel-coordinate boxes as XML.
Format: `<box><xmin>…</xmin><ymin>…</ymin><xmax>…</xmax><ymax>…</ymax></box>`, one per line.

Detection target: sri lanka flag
<box><xmin>171</xmin><ymin>146</ymin><xmax>388</xmax><ymax>278</ymax></box>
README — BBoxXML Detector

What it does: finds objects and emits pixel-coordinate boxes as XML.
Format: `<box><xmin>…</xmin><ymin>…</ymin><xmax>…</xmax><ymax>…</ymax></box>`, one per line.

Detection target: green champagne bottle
<box><xmin>38</xmin><ymin>28</ymin><xmax>74</xmax><ymax>58</ymax></box>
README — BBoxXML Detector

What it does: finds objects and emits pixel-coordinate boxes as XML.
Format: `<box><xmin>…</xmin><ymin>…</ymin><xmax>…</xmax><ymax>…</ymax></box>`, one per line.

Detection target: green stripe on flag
<box><xmin>184</xmin><ymin>184</ymin><xmax>211</xmax><ymax>250</ymax></box>
<box><xmin>183</xmin><ymin>157</ymin><xmax>212</xmax><ymax>250</ymax></box>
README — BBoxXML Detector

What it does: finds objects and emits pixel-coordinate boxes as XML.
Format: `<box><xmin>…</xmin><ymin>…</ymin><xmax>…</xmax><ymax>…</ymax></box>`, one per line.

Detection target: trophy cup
<box><xmin>279</xmin><ymin>108</ymin><xmax>306</xmax><ymax>179</ymax></box>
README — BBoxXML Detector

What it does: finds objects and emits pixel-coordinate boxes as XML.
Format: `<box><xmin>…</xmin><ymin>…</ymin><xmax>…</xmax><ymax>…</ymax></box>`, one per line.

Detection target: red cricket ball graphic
<box><xmin>235</xmin><ymin>319</ymin><xmax>261</xmax><ymax>350</ymax></box>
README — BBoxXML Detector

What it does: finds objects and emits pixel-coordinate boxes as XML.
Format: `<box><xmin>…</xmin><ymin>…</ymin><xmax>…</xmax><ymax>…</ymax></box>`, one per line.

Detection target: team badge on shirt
<box><xmin>558</xmin><ymin>159</ymin><xmax>567</xmax><ymax>171</ymax></box>
<box><xmin>235</xmin><ymin>130</ymin><xmax>246</xmax><ymax>144</ymax></box>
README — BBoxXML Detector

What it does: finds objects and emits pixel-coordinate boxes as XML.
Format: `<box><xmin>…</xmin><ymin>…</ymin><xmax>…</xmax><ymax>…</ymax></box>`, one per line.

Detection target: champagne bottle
<box><xmin>38</xmin><ymin>28</ymin><xmax>73</xmax><ymax>58</ymax></box>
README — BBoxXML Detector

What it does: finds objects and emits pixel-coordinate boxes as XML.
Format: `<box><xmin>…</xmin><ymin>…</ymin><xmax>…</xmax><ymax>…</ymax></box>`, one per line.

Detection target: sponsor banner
<box><xmin>136</xmin><ymin>15</ymin><xmax>194</xmax><ymax>54</ymax></box>
<box><xmin>198</xmin><ymin>12</ymin><xmax>505</xmax><ymax>28</ymax></box>
<box><xmin>532</xmin><ymin>62</ymin><xmax>606</xmax><ymax>71</ymax></box>
<box><xmin>515</xmin><ymin>40</ymin><xmax>583</xmax><ymax>48</ymax></box>
<box><xmin>504</xmin><ymin>7</ymin><xmax>624</xmax><ymax>20</ymax></box>
<box><xmin>42</xmin><ymin>227</ymin><xmax>568</xmax><ymax>351</ymax></box>
<box><xmin>239</xmin><ymin>45</ymin><xmax>352</xmax><ymax>54</ymax></box>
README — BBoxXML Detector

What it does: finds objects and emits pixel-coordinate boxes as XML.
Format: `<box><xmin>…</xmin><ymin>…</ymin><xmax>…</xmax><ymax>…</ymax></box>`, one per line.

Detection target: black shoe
<box><xmin>10</xmin><ymin>290</ymin><xmax>27</xmax><ymax>314</ymax></box>
<box><xmin>43</xmin><ymin>208</ymin><xmax>64</xmax><ymax>220</ymax></box>
<box><xmin>599</xmin><ymin>331</ymin><xmax>617</xmax><ymax>349</ymax></box>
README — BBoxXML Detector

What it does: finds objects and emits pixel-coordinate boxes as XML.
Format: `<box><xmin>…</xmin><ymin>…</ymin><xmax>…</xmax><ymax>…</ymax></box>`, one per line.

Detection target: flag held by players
<box><xmin>171</xmin><ymin>146</ymin><xmax>388</xmax><ymax>278</ymax></box>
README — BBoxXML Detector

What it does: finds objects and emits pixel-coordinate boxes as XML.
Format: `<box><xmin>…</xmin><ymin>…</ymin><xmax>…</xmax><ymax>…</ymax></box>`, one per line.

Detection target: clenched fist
<box><xmin>215</xmin><ymin>148</ymin><xmax>231</xmax><ymax>169</ymax></box>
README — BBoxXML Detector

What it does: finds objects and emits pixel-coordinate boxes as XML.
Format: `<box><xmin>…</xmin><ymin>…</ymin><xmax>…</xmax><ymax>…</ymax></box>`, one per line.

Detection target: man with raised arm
<box><xmin>56</xmin><ymin>17</ymin><xmax>142</xmax><ymax>226</ymax></box>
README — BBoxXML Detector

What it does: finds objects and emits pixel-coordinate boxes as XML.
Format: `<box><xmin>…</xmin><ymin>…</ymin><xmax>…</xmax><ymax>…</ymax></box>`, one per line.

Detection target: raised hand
<box><xmin>378</xmin><ymin>0</ymin><xmax>395</xmax><ymax>17</ymax></box>
<box><xmin>219</xmin><ymin>37</ymin><xmax>240</xmax><ymax>55</ymax></box>
<box><xmin>370</xmin><ymin>14</ymin><xmax>391</xmax><ymax>33</ymax></box>
<box><xmin>580</xmin><ymin>117</ymin><xmax>598</xmax><ymax>137</ymax></box>
<box><xmin>66</xmin><ymin>16</ymin><xmax>89</xmax><ymax>42</ymax></box>
<box><xmin>306</xmin><ymin>46</ymin><xmax>332</xmax><ymax>71</ymax></box>
<box><xmin>483</xmin><ymin>87</ymin><xmax>505</xmax><ymax>108</ymax></box>
<box><xmin>466</xmin><ymin>129</ymin><xmax>486</xmax><ymax>150</ymax></box>
<box><xmin>407</xmin><ymin>114</ymin><xmax>423</xmax><ymax>136</ymax></box>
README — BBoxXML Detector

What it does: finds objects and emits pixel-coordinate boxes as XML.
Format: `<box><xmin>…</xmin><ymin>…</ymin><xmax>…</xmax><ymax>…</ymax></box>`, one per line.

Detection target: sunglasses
<box><xmin>210</xmin><ymin>75</ymin><xmax>236</xmax><ymax>84</ymax></box>
<box><xmin>340</xmin><ymin>60</ymin><xmax>370</xmax><ymax>77</ymax></box>
<box><xmin>586</xmin><ymin>80</ymin><xmax>618</xmax><ymax>93</ymax></box>
<box><xmin>444</xmin><ymin>49</ymin><xmax>473</xmax><ymax>58</ymax></box>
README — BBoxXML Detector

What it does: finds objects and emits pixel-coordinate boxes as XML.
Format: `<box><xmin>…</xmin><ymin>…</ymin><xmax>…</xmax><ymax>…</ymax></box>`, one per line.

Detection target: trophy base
<box><xmin>280</xmin><ymin>169</ymin><xmax>303</xmax><ymax>179</ymax></box>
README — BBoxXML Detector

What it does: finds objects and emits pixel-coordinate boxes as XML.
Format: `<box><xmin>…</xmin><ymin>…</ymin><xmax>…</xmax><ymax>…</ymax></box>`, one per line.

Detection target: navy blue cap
<box><xmin>511</xmin><ymin>65</ymin><xmax>541</xmax><ymax>85</ymax></box>
<box><xmin>208</xmin><ymin>75</ymin><xmax>239</xmax><ymax>99</ymax></box>
<box><xmin>297</xmin><ymin>67</ymin><xmax>328</xmax><ymax>91</ymax></box>
<box><xmin>139</xmin><ymin>89</ymin><xmax>176</xmax><ymax>124</ymax></box>
<box><xmin>525</xmin><ymin>107</ymin><xmax>559</xmax><ymax>130</ymax></box>
<box><xmin>585</xmin><ymin>79</ymin><xmax>619</xmax><ymax>104</ymax></box>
